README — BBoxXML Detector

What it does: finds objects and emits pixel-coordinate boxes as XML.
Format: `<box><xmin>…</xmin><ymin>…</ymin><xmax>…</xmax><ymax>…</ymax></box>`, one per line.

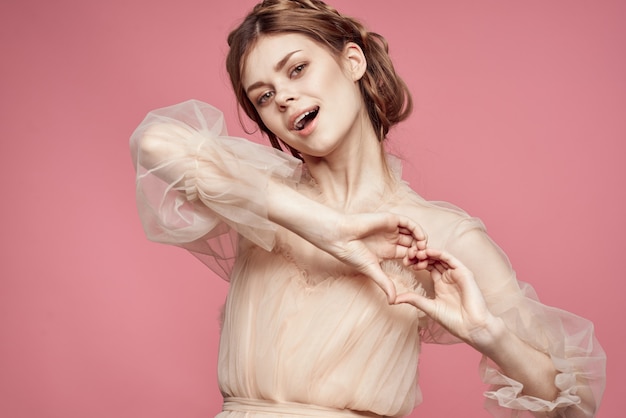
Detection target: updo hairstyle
<box><xmin>226</xmin><ymin>0</ymin><xmax>412</xmax><ymax>156</ymax></box>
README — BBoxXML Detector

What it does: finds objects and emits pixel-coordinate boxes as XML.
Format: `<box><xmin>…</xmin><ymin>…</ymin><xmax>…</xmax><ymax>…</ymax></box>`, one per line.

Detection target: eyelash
<box><xmin>257</xmin><ymin>91</ymin><xmax>274</xmax><ymax>105</ymax></box>
<box><xmin>290</xmin><ymin>63</ymin><xmax>307</xmax><ymax>78</ymax></box>
<box><xmin>255</xmin><ymin>63</ymin><xmax>308</xmax><ymax>106</ymax></box>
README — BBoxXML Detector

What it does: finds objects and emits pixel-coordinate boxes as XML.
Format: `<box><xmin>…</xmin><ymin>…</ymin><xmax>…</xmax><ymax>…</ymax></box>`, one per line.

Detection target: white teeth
<box><xmin>292</xmin><ymin>107</ymin><xmax>320</xmax><ymax>131</ymax></box>
<box><xmin>294</xmin><ymin>111</ymin><xmax>312</xmax><ymax>130</ymax></box>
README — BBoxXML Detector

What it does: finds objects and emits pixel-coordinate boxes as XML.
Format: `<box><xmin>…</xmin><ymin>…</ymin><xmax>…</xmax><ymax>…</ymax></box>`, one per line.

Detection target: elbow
<box><xmin>139</xmin><ymin>125</ymin><xmax>171</xmax><ymax>162</ymax></box>
<box><xmin>137</xmin><ymin>123</ymin><xmax>187</xmax><ymax>167</ymax></box>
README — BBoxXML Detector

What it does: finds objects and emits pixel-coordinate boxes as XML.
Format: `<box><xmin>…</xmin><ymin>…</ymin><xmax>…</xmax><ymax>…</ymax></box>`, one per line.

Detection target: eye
<box><xmin>290</xmin><ymin>63</ymin><xmax>307</xmax><ymax>78</ymax></box>
<box><xmin>257</xmin><ymin>91</ymin><xmax>274</xmax><ymax>105</ymax></box>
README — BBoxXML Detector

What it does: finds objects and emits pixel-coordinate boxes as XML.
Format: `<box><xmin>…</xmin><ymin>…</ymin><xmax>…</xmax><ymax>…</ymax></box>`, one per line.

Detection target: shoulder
<box><xmin>392</xmin><ymin>187</ymin><xmax>515</xmax><ymax>291</ymax></box>
<box><xmin>389</xmin><ymin>183</ymin><xmax>486</xmax><ymax>250</ymax></box>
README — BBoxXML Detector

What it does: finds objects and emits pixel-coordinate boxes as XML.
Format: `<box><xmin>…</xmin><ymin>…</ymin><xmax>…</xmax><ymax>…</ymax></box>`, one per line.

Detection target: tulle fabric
<box><xmin>439</xmin><ymin>218</ymin><xmax>606</xmax><ymax>417</ymax></box>
<box><xmin>130</xmin><ymin>100</ymin><xmax>605</xmax><ymax>417</ymax></box>
<box><xmin>129</xmin><ymin>100</ymin><xmax>302</xmax><ymax>279</ymax></box>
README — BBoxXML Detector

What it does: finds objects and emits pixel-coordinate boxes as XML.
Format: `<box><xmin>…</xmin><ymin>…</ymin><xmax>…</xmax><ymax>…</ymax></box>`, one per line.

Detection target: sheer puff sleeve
<box><xmin>443</xmin><ymin>217</ymin><xmax>606</xmax><ymax>417</ymax></box>
<box><xmin>129</xmin><ymin>100</ymin><xmax>302</xmax><ymax>280</ymax></box>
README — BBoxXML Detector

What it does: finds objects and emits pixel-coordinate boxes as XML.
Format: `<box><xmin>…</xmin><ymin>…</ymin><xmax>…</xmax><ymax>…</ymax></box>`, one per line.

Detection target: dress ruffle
<box><xmin>480</xmin><ymin>288</ymin><xmax>606</xmax><ymax>417</ymax></box>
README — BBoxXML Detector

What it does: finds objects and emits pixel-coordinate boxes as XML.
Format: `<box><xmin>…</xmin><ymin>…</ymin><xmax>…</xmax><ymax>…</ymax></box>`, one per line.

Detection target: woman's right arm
<box><xmin>131</xmin><ymin>100</ymin><xmax>427</xmax><ymax>297</ymax></box>
<box><xmin>265</xmin><ymin>180</ymin><xmax>428</xmax><ymax>302</ymax></box>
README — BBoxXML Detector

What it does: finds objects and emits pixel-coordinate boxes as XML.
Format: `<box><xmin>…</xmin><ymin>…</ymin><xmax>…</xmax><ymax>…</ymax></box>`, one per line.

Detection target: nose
<box><xmin>275</xmin><ymin>87</ymin><xmax>296</xmax><ymax>110</ymax></box>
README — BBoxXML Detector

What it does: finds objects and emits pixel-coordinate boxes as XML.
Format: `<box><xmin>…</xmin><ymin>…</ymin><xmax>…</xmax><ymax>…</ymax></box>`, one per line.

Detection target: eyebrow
<box><xmin>245</xmin><ymin>49</ymin><xmax>302</xmax><ymax>94</ymax></box>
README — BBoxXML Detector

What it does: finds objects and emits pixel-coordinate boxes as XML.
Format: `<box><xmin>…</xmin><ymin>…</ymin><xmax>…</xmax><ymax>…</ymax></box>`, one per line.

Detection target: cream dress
<box><xmin>130</xmin><ymin>100</ymin><xmax>605</xmax><ymax>417</ymax></box>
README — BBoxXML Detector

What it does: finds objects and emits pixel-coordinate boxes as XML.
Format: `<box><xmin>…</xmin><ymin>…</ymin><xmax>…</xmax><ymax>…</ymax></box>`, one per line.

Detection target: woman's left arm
<box><xmin>396</xmin><ymin>220</ymin><xmax>605</xmax><ymax>417</ymax></box>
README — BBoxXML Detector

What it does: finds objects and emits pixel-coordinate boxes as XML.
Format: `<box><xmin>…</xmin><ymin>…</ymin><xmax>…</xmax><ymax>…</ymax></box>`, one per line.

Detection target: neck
<box><xmin>302</xmin><ymin>116</ymin><xmax>393</xmax><ymax>211</ymax></box>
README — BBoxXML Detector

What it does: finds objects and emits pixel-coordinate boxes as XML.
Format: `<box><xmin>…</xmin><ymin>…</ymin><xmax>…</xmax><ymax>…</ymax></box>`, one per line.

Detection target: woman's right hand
<box><xmin>321</xmin><ymin>212</ymin><xmax>429</xmax><ymax>303</ymax></box>
<box><xmin>266</xmin><ymin>182</ymin><xmax>427</xmax><ymax>303</ymax></box>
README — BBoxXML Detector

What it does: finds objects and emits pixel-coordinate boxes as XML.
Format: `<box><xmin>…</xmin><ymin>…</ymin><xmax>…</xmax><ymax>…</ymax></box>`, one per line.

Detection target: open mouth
<box><xmin>293</xmin><ymin>107</ymin><xmax>319</xmax><ymax>131</ymax></box>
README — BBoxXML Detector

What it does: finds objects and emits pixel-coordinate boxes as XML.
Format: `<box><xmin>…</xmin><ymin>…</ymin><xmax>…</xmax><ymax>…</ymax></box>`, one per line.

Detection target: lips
<box><xmin>292</xmin><ymin>106</ymin><xmax>319</xmax><ymax>131</ymax></box>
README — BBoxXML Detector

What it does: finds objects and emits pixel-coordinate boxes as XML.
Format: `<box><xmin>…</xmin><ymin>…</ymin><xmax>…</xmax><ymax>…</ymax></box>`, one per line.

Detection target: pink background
<box><xmin>1</xmin><ymin>0</ymin><xmax>624</xmax><ymax>416</ymax></box>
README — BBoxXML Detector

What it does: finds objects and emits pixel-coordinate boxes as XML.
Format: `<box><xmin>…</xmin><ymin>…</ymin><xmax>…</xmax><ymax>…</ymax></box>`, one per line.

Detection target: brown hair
<box><xmin>226</xmin><ymin>0</ymin><xmax>413</xmax><ymax>157</ymax></box>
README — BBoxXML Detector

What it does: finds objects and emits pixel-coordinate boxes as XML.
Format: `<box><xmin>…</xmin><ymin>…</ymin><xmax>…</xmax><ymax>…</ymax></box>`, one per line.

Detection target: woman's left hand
<box><xmin>394</xmin><ymin>248</ymin><xmax>497</xmax><ymax>348</ymax></box>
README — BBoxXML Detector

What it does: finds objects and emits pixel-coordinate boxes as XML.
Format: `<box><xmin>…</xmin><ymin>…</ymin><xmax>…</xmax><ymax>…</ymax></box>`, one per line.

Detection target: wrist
<box><xmin>267</xmin><ymin>179</ymin><xmax>342</xmax><ymax>248</ymax></box>
<box><xmin>468</xmin><ymin>315</ymin><xmax>508</xmax><ymax>354</ymax></box>
<box><xmin>471</xmin><ymin>315</ymin><xmax>560</xmax><ymax>401</ymax></box>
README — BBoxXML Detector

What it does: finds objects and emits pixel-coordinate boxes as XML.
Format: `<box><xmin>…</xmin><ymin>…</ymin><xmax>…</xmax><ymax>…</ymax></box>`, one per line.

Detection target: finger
<box><xmin>396</xmin><ymin>216</ymin><xmax>427</xmax><ymax>241</ymax></box>
<box><xmin>392</xmin><ymin>243</ymin><xmax>411</xmax><ymax>260</ymax></box>
<box><xmin>397</xmin><ymin>227</ymin><xmax>414</xmax><ymax>236</ymax></box>
<box><xmin>396</xmin><ymin>233</ymin><xmax>414</xmax><ymax>248</ymax></box>
<box><xmin>404</xmin><ymin>246</ymin><xmax>418</xmax><ymax>262</ymax></box>
<box><xmin>431</xmin><ymin>266</ymin><xmax>442</xmax><ymax>282</ymax></box>
<box><xmin>433</xmin><ymin>262</ymin><xmax>447</xmax><ymax>275</ymax></box>
<box><xmin>402</xmin><ymin>228</ymin><xmax>427</xmax><ymax>253</ymax></box>
<box><xmin>394</xmin><ymin>292</ymin><xmax>436</xmax><ymax>316</ymax></box>
<box><xmin>419</xmin><ymin>258</ymin><xmax>438</xmax><ymax>271</ymax></box>
<box><xmin>416</xmin><ymin>248</ymin><xmax>428</xmax><ymax>261</ymax></box>
<box><xmin>399</xmin><ymin>234</ymin><xmax>424</xmax><ymax>253</ymax></box>
<box><xmin>404</xmin><ymin>254</ymin><xmax>429</xmax><ymax>270</ymax></box>
<box><xmin>397</xmin><ymin>226</ymin><xmax>426</xmax><ymax>245</ymax></box>
<box><xmin>362</xmin><ymin>262</ymin><xmax>397</xmax><ymax>304</ymax></box>
<box><xmin>415</xmin><ymin>230</ymin><xmax>428</xmax><ymax>250</ymax></box>
<box><xmin>403</xmin><ymin>242</ymin><xmax>428</xmax><ymax>263</ymax></box>
<box><xmin>406</xmin><ymin>245</ymin><xmax>427</xmax><ymax>260</ymax></box>
<box><xmin>425</xmin><ymin>248</ymin><xmax>461</xmax><ymax>269</ymax></box>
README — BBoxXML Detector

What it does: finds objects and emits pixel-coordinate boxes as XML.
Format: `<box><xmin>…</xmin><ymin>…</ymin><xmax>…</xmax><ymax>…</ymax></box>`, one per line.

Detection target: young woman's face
<box><xmin>242</xmin><ymin>33</ymin><xmax>368</xmax><ymax>158</ymax></box>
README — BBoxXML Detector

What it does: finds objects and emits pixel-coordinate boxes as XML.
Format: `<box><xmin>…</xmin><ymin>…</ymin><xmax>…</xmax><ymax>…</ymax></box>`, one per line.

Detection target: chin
<box><xmin>300</xmin><ymin>145</ymin><xmax>341</xmax><ymax>160</ymax></box>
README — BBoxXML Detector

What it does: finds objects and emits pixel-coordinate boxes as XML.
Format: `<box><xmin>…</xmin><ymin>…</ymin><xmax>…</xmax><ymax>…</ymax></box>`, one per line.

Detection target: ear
<box><xmin>342</xmin><ymin>42</ymin><xmax>367</xmax><ymax>81</ymax></box>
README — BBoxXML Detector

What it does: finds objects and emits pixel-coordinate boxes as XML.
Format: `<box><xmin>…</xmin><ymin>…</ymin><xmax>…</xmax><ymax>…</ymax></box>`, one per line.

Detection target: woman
<box><xmin>130</xmin><ymin>0</ymin><xmax>605</xmax><ymax>416</ymax></box>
